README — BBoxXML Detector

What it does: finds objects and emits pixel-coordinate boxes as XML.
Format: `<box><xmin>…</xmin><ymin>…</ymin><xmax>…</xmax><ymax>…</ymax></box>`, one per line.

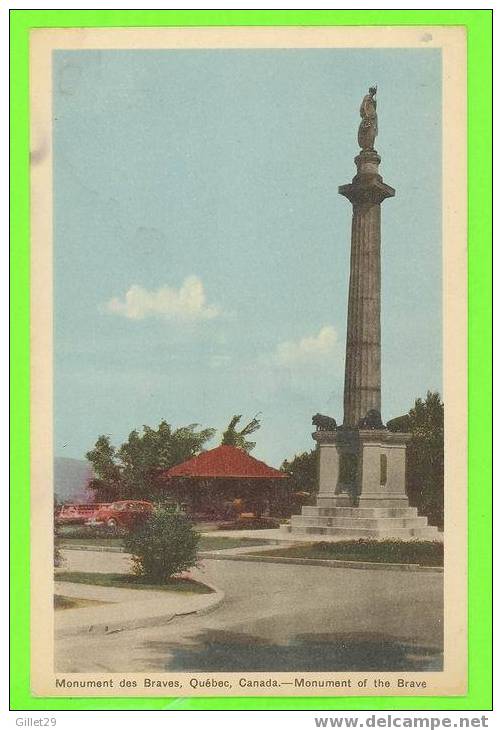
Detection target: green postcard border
<box><xmin>10</xmin><ymin>8</ymin><xmax>492</xmax><ymax>712</ymax></box>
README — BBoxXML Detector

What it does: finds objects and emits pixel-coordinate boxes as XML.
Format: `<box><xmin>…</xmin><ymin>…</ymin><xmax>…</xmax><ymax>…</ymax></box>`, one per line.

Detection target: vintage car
<box><xmin>55</xmin><ymin>503</ymin><xmax>108</xmax><ymax>526</ymax></box>
<box><xmin>88</xmin><ymin>500</ymin><xmax>154</xmax><ymax>530</ymax></box>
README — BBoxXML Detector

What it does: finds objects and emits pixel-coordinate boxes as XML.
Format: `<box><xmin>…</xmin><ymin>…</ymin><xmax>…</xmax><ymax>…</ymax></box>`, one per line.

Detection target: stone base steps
<box><xmin>301</xmin><ymin>506</ymin><xmax>419</xmax><ymax>518</ymax></box>
<box><xmin>317</xmin><ymin>497</ymin><xmax>411</xmax><ymax>509</ymax></box>
<box><xmin>289</xmin><ymin>502</ymin><xmax>440</xmax><ymax>540</ymax></box>
<box><xmin>290</xmin><ymin>514</ymin><xmax>428</xmax><ymax>530</ymax></box>
<box><xmin>288</xmin><ymin>524</ymin><xmax>440</xmax><ymax>540</ymax></box>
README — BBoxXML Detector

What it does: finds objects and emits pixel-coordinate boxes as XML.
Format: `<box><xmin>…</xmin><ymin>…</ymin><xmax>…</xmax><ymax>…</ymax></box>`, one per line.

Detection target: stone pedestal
<box><xmin>315</xmin><ymin>429</ymin><xmax>411</xmax><ymax>506</ymax></box>
<box><xmin>288</xmin><ymin>429</ymin><xmax>439</xmax><ymax>540</ymax></box>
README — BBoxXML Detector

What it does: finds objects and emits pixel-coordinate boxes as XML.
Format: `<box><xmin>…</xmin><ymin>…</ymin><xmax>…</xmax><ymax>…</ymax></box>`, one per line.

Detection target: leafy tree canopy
<box><xmin>280</xmin><ymin>449</ymin><xmax>318</xmax><ymax>494</ymax></box>
<box><xmin>86</xmin><ymin>420</ymin><xmax>215</xmax><ymax>501</ymax></box>
<box><xmin>221</xmin><ymin>414</ymin><xmax>261</xmax><ymax>452</ymax></box>
<box><xmin>408</xmin><ymin>391</ymin><xmax>444</xmax><ymax>443</ymax></box>
<box><xmin>389</xmin><ymin>391</ymin><xmax>444</xmax><ymax>527</ymax></box>
<box><xmin>86</xmin><ymin>435</ymin><xmax>122</xmax><ymax>501</ymax></box>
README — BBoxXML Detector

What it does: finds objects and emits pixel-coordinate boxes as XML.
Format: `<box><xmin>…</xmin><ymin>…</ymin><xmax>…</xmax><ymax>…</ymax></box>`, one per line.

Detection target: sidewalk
<box><xmin>55</xmin><ymin>550</ymin><xmax>224</xmax><ymax>637</ymax></box>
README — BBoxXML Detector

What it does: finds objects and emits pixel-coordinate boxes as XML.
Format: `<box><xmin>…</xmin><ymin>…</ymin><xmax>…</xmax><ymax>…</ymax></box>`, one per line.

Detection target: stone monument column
<box><xmin>338</xmin><ymin>88</ymin><xmax>395</xmax><ymax>427</ymax></box>
<box><xmin>286</xmin><ymin>87</ymin><xmax>438</xmax><ymax>538</ymax></box>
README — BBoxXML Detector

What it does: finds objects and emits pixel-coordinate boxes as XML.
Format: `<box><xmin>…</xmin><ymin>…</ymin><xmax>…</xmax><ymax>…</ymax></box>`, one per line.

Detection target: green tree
<box><xmin>279</xmin><ymin>449</ymin><xmax>318</xmax><ymax>514</ymax></box>
<box><xmin>86</xmin><ymin>435</ymin><xmax>122</xmax><ymax>501</ymax></box>
<box><xmin>388</xmin><ymin>390</ymin><xmax>444</xmax><ymax>527</ymax></box>
<box><xmin>280</xmin><ymin>449</ymin><xmax>318</xmax><ymax>494</ymax></box>
<box><xmin>124</xmin><ymin>507</ymin><xmax>200</xmax><ymax>583</ymax></box>
<box><xmin>221</xmin><ymin>414</ymin><xmax>261</xmax><ymax>452</ymax></box>
<box><xmin>86</xmin><ymin>421</ymin><xmax>215</xmax><ymax>501</ymax></box>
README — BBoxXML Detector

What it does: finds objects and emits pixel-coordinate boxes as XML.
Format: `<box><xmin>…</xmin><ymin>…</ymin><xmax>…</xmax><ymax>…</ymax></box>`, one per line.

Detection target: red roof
<box><xmin>161</xmin><ymin>445</ymin><xmax>287</xmax><ymax>480</ymax></box>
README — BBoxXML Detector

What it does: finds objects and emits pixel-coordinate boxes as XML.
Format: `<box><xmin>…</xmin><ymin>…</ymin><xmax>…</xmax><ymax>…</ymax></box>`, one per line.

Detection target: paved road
<box><xmin>55</xmin><ymin>557</ymin><xmax>443</xmax><ymax>673</ymax></box>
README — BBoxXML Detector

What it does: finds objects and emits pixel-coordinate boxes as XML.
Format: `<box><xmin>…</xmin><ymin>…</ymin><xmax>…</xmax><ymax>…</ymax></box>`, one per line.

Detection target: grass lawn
<box><xmin>247</xmin><ymin>540</ymin><xmax>443</xmax><ymax>567</ymax></box>
<box><xmin>59</xmin><ymin>535</ymin><xmax>269</xmax><ymax>551</ymax></box>
<box><xmin>55</xmin><ymin>571</ymin><xmax>214</xmax><ymax>593</ymax></box>
<box><xmin>54</xmin><ymin>594</ymin><xmax>109</xmax><ymax>610</ymax></box>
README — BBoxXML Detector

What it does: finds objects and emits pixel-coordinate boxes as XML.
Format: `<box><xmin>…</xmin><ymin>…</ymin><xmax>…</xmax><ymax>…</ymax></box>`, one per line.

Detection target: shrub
<box><xmin>123</xmin><ymin>507</ymin><xmax>200</xmax><ymax>583</ymax></box>
<box><xmin>312</xmin><ymin>539</ymin><xmax>443</xmax><ymax>566</ymax></box>
<box><xmin>54</xmin><ymin>533</ymin><xmax>63</xmax><ymax>568</ymax></box>
<box><xmin>54</xmin><ymin>520</ymin><xmax>64</xmax><ymax>568</ymax></box>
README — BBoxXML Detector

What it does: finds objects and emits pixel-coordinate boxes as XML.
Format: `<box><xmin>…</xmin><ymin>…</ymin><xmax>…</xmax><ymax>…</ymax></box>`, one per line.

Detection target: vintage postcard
<box><xmin>29</xmin><ymin>25</ymin><xmax>467</xmax><ymax>697</ymax></box>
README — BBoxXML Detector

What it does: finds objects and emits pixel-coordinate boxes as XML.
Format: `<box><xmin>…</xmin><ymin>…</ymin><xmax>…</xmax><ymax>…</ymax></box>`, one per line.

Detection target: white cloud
<box><xmin>273</xmin><ymin>326</ymin><xmax>338</xmax><ymax>366</ymax></box>
<box><xmin>238</xmin><ymin>325</ymin><xmax>341</xmax><ymax>400</ymax></box>
<box><xmin>107</xmin><ymin>275</ymin><xmax>221</xmax><ymax>322</ymax></box>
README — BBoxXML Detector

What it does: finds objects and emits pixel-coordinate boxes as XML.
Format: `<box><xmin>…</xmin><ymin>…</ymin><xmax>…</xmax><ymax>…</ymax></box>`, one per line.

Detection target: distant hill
<box><xmin>54</xmin><ymin>457</ymin><xmax>93</xmax><ymax>504</ymax></box>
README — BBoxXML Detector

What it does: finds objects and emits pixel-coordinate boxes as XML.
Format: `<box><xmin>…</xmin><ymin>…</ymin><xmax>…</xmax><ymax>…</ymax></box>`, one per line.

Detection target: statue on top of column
<box><xmin>358</xmin><ymin>86</ymin><xmax>378</xmax><ymax>151</ymax></box>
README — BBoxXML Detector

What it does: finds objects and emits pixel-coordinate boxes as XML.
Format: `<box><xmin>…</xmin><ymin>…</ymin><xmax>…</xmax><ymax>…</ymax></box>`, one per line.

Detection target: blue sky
<box><xmin>53</xmin><ymin>48</ymin><xmax>442</xmax><ymax>467</ymax></box>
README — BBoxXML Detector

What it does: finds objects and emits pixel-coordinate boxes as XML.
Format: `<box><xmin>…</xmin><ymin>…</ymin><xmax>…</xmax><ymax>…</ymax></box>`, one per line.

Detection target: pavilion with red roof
<box><xmin>160</xmin><ymin>444</ymin><xmax>289</xmax><ymax>520</ymax></box>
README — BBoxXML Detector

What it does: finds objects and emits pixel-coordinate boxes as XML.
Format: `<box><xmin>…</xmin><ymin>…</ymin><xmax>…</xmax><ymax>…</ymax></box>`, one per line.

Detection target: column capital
<box><xmin>339</xmin><ymin>149</ymin><xmax>395</xmax><ymax>206</ymax></box>
<box><xmin>339</xmin><ymin>178</ymin><xmax>395</xmax><ymax>206</ymax></box>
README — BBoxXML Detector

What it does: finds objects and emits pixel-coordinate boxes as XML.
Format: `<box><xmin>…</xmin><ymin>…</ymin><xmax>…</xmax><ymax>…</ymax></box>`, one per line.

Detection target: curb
<box><xmin>199</xmin><ymin>551</ymin><xmax>443</xmax><ymax>573</ymax></box>
<box><xmin>60</xmin><ymin>544</ymin><xmax>125</xmax><ymax>553</ymax></box>
<box><xmin>59</xmin><ymin>545</ymin><xmax>443</xmax><ymax>572</ymax></box>
<box><xmin>55</xmin><ymin>582</ymin><xmax>224</xmax><ymax>638</ymax></box>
